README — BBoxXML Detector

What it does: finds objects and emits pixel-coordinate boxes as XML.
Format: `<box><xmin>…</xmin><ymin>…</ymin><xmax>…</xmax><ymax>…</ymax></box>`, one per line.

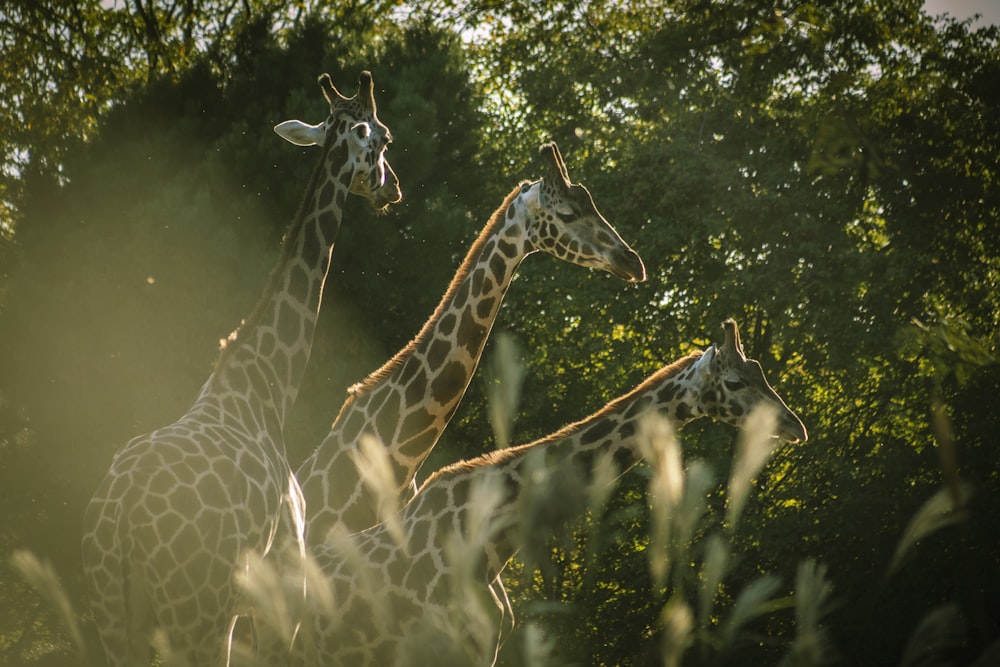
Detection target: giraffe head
<box><xmin>520</xmin><ymin>142</ymin><xmax>646</xmax><ymax>282</ymax></box>
<box><xmin>275</xmin><ymin>71</ymin><xmax>401</xmax><ymax>210</ymax></box>
<box><xmin>695</xmin><ymin>319</ymin><xmax>808</xmax><ymax>442</ymax></box>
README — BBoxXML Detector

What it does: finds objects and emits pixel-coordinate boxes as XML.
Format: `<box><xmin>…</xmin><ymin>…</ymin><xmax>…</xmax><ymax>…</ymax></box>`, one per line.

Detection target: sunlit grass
<box><xmin>726</xmin><ymin>403</ymin><xmax>780</xmax><ymax>528</ymax></box>
<box><xmin>350</xmin><ymin>432</ymin><xmax>408</xmax><ymax>550</ymax></box>
<box><xmin>485</xmin><ymin>332</ymin><xmax>527</xmax><ymax>450</ymax></box>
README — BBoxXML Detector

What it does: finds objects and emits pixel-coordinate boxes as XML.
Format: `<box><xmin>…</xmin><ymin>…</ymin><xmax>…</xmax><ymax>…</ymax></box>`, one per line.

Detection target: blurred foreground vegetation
<box><xmin>1</xmin><ymin>0</ymin><xmax>998</xmax><ymax>664</ymax></box>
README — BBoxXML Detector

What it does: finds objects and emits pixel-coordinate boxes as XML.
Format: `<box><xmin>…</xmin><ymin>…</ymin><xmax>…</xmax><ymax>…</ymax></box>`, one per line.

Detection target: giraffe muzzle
<box><xmin>778</xmin><ymin>414</ymin><xmax>808</xmax><ymax>443</ymax></box>
<box><xmin>371</xmin><ymin>161</ymin><xmax>402</xmax><ymax>210</ymax></box>
<box><xmin>610</xmin><ymin>248</ymin><xmax>647</xmax><ymax>283</ymax></box>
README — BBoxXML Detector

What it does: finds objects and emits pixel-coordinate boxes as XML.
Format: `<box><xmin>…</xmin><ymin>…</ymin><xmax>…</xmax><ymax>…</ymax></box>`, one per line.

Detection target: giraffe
<box><xmin>81</xmin><ymin>71</ymin><xmax>400</xmax><ymax>667</ymax></box>
<box><xmin>274</xmin><ymin>318</ymin><xmax>807</xmax><ymax>666</ymax></box>
<box><xmin>296</xmin><ymin>141</ymin><xmax>646</xmax><ymax>548</ymax></box>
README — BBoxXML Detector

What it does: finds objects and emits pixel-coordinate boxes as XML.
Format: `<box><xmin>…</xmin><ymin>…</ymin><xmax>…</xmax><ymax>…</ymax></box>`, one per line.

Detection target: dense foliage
<box><xmin>0</xmin><ymin>1</ymin><xmax>997</xmax><ymax>665</ymax></box>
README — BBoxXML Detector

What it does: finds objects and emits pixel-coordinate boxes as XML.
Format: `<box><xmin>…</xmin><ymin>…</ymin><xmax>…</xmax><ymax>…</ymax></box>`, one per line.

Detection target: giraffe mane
<box><xmin>419</xmin><ymin>349</ymin><xmax>705</xmax><ymax>488</ymax></box>
<box><xmin>344</xmin><ymin>181</ymin><xmax>531</xmax><ymax>398</ymax></box>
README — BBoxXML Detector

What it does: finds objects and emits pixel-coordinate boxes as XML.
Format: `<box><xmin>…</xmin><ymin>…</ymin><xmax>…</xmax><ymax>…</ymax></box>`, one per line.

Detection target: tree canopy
<box><xmin>1</xmin><ymin>1</ymin><xmax>997</xmax><ymax>665</ymax></box>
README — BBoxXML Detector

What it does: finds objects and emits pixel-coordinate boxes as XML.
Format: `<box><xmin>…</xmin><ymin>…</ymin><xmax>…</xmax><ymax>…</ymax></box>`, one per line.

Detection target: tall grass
<box><xmin>234</xmin><ymin>402</ymin><xmax>835</xmax><ymax>665</ymax></box>
<box><xmin>9</xmin><ymin>424</ymin><xmax>981</xmax><ymax>666</ymax></box>
<box><xmin>10</xmin><ymin>341</ymin><xmax>988</xmax><ymax>666</ymax></box>
<box><xmin>9</xmin><ymin>551</ymin><xmax>87</xmax><ymax>661</ymax></box>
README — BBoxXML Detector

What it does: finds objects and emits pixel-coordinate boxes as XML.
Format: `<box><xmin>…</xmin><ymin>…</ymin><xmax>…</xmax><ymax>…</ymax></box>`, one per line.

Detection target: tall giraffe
<box><xmin>296</xmin><ymin>141</ymin><xmax>646</xmax><ymax>545</ymax></box>
<box><xmin>280</xmin><ymin>319</ymin><xmax>807</xmax><ymax>665</ymax></box>
<box><xmin>81</xmin><ymin>71</ymin><xmax>400</xmax><ymax>667</ymax></box>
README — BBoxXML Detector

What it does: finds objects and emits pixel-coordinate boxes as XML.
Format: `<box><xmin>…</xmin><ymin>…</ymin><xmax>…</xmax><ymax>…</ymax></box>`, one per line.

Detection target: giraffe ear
<box><xmin>274</xmin><ymin>120</ymin><xmax>326</xmax><ymax>147</ymax></box>
<box><xmin>703</xmin><ymin>344</ymin><xmax>720</xmax><ymax>372</ymax></box>
<box><xmin>521</xmin><ymin>181</ymin><xmax>541</xmax><ymax>212</ymax></box>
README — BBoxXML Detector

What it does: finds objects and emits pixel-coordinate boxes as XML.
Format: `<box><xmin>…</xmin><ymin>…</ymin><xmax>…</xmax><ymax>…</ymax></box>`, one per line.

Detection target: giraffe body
<box><xmin>82</xmin><ymin>72</ymin><xmax>399</xmax><ymax>666</ymax></box>
<box><xmin>280</xmin><ymin>319</ymin><xmax>806</xmax><ymax>665</ymax></box>
<box><xmin>297</xmin><ymin>142</ymin><xmax>646</xmax><ymax>545</ymax></box>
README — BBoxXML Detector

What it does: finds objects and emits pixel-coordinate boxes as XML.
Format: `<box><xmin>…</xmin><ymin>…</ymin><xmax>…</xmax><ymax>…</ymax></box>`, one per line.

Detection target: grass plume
<box><xmin>11</xmin><ymin>550</ymin><xmax>87</xmax><ymax>660</ymax></box>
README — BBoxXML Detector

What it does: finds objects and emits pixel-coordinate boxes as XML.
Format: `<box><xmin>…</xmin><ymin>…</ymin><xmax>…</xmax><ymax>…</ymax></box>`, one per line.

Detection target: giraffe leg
<box><xmin>83</xmin><ymin>486</ymin><xmax>154</xmax><ymax>667</ymax></box>
<box><xmin>86</xmin><ymin>550</ymin><xmax>144</xmax><ymax>667</ymax></box>
<box><xmin>225</xmin><ymin>614</ymin><xmax>241</xmax><ymax>667</ymax></box>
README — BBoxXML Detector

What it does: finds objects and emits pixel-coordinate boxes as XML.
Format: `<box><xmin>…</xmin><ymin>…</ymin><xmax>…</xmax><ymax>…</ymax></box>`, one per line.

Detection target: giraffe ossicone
<box><xmin>262</xmin><ymin>318</ymin><xmax>806</xmax><ymax>665</ymax></box>
<box><xmin>81</xmin><ymin>70</ymin><xmax>399</xmax><ymax>667</ymax></box>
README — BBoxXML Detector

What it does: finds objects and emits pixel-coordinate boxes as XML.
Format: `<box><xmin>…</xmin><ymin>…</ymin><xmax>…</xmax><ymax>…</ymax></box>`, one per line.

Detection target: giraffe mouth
<box><xmin>777</xmin><ymin>419</ymin><xmax>808</xmax><ymax>444</ymax></box>
<box><xmin>372</xmin><ymin>183</ymin><xmax>403</xmax><ymax>211</ymax></box>
<box><xmin>351</xmin><ymin>179</ymin><xmax>401</xmax><ymax>212</ymax></box>
<box><xmin>368</xmin><ymin>160</ymin><xmax>402</xmax><ymax>211</ymax></box>
<box><xmin>607</xmin><ymin>249</ymin><xmax>647</xmax><ymax>283</ymax></box>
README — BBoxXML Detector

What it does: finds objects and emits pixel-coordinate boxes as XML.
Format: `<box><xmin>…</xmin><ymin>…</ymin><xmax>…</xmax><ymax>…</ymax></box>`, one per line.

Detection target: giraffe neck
<box><xmin>204</xmin><ymin>133</ymin><xmax>353</xmax><ymax>431</ymax></box>
<box><xmin>298</xmin><ymin>183</ymin><xmax>536</xmax><ymax>539</ymax></box>
<box><xmin>407</xmin><ymin>348</ymin><xmax>711</xmax><ymax>578</ymax></box>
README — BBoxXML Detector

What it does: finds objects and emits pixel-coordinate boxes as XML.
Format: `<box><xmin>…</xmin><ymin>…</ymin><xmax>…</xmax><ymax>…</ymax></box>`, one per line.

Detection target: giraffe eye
<box><xmin>556</xmin><ymin>210</ymin><xmax>575</xmax><ymax>223</ymax></box>
<box><xmin>351</xmin><ymin>122</ymin><xmax>371</xmax><ymax>141</ymax></box>
<box><xmin>724</xmin><ymin>380</ymin><xmax>745</xmax><ymax>391</ymax></box>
